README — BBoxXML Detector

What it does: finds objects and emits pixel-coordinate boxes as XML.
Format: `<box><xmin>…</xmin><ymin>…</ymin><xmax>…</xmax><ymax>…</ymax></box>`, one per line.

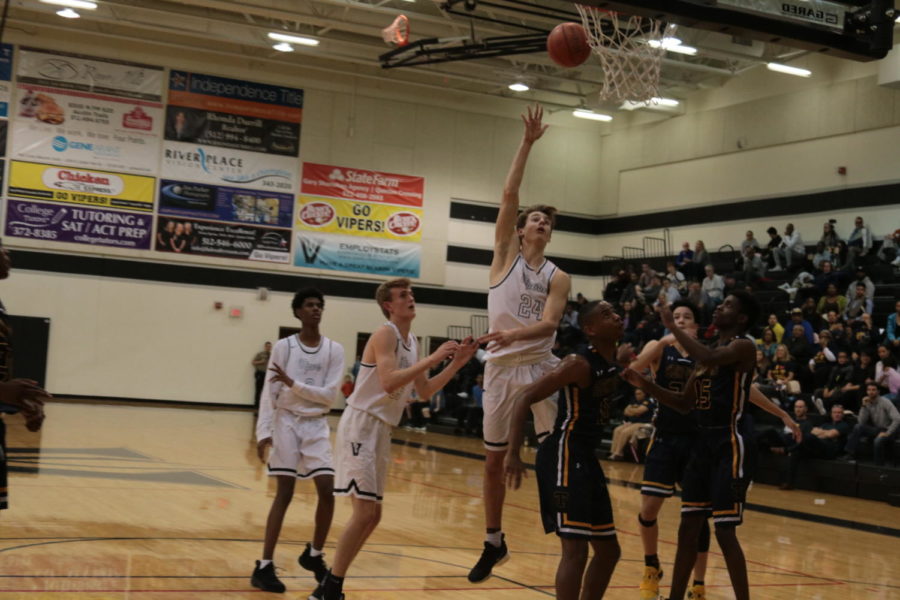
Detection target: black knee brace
<box><xmin>697</xmin><ymin>519</ymin><xmax>711</xmax><ymax>553</ymax></box>
<box><xmin>638</xmin><ymin>514</ymin><xmax>657</xmax><ymax>528</ymax></box>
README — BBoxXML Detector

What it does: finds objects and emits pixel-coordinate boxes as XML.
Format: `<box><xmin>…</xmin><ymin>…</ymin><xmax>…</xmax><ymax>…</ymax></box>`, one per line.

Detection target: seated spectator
<box><xmin>576</xmin><ymin>292</ymin><xmax>588</xmax><ymax>306</ymax></box>
<box><xmin>817</xmin><ymin>283</ymin><xmax>847</xmax><ymax>316</ymax></box>
<box><xmin>849</xmin><ymin>313</ymin><xmax>880</xmax><ymax>356</ymax></box>
<box><xmin>785</xmin><ymin>323</ymin><xmax>813</xmax><ymax>367</ymax></box>
<box><xmin>833</xmin><ymin>240</ymin><xmax>850</xmax><ymax>271</ymax></box>
<box><xmin>814</xmin><ymin>351</ymin><xmax>857</xmax><ymax>413</ymax></box>
<box><xmin>609</xmin><ymin>388</ymin><xmax>654</xmax><ymax>460</ymax></box>
<box><xmin>789</xmin><ymin>307</ymin><xmax>816</xmax><ymax>344</ymax></box>
<box><xmin>886</xmin><ymin>300</ymin><xmax>900</xmax><ymax>353</ymax></box>
<box><xmin>810</xmin><ymin>242</ymin><xmax>833</xmax><ymax>271</ymax></box>
<box><xmin>461</xmin><ymin>373</ymin><xmax>484</xmax><ymax>436</ymax></box>
<box><xmin>826</xmin><ymin>314</ymin><xmax>851</xmax><ymax>354</ymax></box>
<box><xmin>685</xmin><ymin>282</ymin><xmax>704</xmax><ymax>321</ymax></box>
<box><xmin>639</xmin><ymin>275</ymin><xmax>662</xmax><ymax>306</ymax></box>
<box><xmin>693</xmin><ymin>240</ymin><xmax>710</xmax><ymax>271</ymax></box>
<box><xmin>842</xmin><ymin>383</ymin><xmax>900</xmax><ymax>465</ymax></box>
<box><xmin>812</xmin><ymin>260</ymin><xmax>843</xmax><ymax>296</ymax></box>
<box><xmin>763</xmin><ymin>226</ymin><xmax>782</xmax><ymax>269</ymax></box>
<box><xmin>844</xmin><ymin>282</ymin><xmax>873</xmax><ymax>322</ymax></box>
<box><xmin>754</xmin><ymin>349</ymin><xmax>772</xmax><ymax>384</ymax></box>
<box><xmin>762</xmin><ymin>344</ymin><xmax>800</xmax><ymax>404</ymax></box>
<box><xmin>659</xmin><ymin>278</ymin><xmax>681</xmax><ymax>304</ymax></box>
<box><xmin>874</xmin><ymin>345</ymin><xmax>899</xmax><ymax>405</ymax></box>
<box><xmin>766</xmin><ymin>313</ymin><xmax>785</xmax><ymax>343</ymax></box>
<box><xmin>759</xmin><ymin>397</ymin><xmax>814</xmax><ymax>455</ymax></box>
<box><xmin>619</xmin><ymin>272</ymin><xmax>640</xmax><ymax>306</ymax></box>
<box><xmin>854</xmin><ymin>350</ymin><xmax>876</xmax><ymax>397</ymax></box>
<box><xmin>741</xmin><ymin>245</ymin><xmax>766</xmax><ymax>283</ymax></box>
<box><xmin>675</xmin><ymin>241</ymin><xmax>694</xmax><ymax>273</ymax></box>
<box><xmin>807</xmin><ymin>330</ymin><xmax>836</xmax><ymax>390</ymax></box>
<box><xmin>876</xmin><ymin>228</ymin><xmax>900</xmax><ymax>265</ymax></box>
<box><xmin>800</xmin><ymin>297</ymin><xmax>823</xmax><ymax>334</ymax></box>
<box><xmin>664</xmin><ymin>260</ymin><xmax>686</xmax><ymax>292</ymax></box>
<box><xmin>844</xmin><ymin>266</ymin><xmax>874</xmax><ymax>302</ymax></box>
<box><xmin>846</xmin><ymin>215</ymin><xmax>873</xmax><ymax>268</ymax></box>
<box><xmin>700</xmin><ymin>264</ymin><xmax>724</xmax><ymax>313</ymax></box>
<box><xmin>771</xmin><ymin>223</ymin><xmax>805</xmax><ymax>272</ymax></box>
<box><xmin>757</xmin><ymin>327</ymin><xmax>779</xmax><ymax>360</ymax></box>
<box><xmin>562</xmin><ymin>301</ymin><xmax>580</xmax><ymax>330</ymax></box>
<box><xmin>604</xmin><ymin>270</ymin><xmax>629</xmax><ymax>304</ymax></box>
<box><xmin>638</xmin><ymin>263</ymin><xmax>657</xmax><ymax>289</ymax></box>
<box><xmin>781</xmin><ymin>404</ymin><xmax>850</xmax><ymax>489</ymax></box>
<box><xmin>819</xmin><ymin>220</ymin><xmax>842</xmax><ymax>256</ymax></box>
<box><xmin>635</xmin><ymin>305</ymin><xmax>665</xmax><ymax>346</ymax></box>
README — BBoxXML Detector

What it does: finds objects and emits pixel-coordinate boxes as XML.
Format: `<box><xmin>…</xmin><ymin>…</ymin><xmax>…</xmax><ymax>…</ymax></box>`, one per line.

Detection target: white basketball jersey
<box><xmin>487</xmin><ymin>254</ymin><xmax>559</xmax><ymax>360</ymax></box>
<box><xmin>346</xmin><ymin>321</ymin><xmax>419</xmax><ymax>426</ymax></box>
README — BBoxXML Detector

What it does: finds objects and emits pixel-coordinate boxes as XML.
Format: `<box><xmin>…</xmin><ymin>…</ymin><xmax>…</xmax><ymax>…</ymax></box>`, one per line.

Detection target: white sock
<box><xmin>485</xmin><ymin>531</ymin><xmax>503</xmax><ymax>547</ymax></box>
<box><xmin>259</xmin><ymin>559</ymin><xmax>273</xmax><ymax>568</ymax></box>
<box><xmin>309</xmin><ymin>545</ymin><xmax>323</xmax><ymax>557</ymax></box>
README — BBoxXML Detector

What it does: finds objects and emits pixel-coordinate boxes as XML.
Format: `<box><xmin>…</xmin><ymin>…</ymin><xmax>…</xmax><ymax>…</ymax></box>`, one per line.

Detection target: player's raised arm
<box><xmin>479</xmin><ymin>270</ymin><xmax>571</xmax><ymax>352</ymax></box>
<box><xmin>492</xmin><ymin>104</ymin><xmax>549</xmax><ymax>277</ymax></box>
<box><xmin>658</xmin><ymin>302</ymin><xmax>755</xmax><ymax>369</ymax></box>
<box><xmin>621</xmin><ymin>367</ymin><xmax>697</xmax><ymax>415</ymax></box>
<box><xmin>372</xmin><ymin>325</ymin><xmax>457</xmax><ymax>394</ymax></box>
<box><xmin>505</xmin><ymin>354</ymin><xmax>592</xmax><ymax>490</ymax></box>
<box><xmin>414</xmin><ymin>337</ymin><xmax>479</xmax><ymax>400</ymax></box>
<box><xmin>749</xmin><ymin>384</ymin><xmax>802</xmax><ymax>443</ymax></box>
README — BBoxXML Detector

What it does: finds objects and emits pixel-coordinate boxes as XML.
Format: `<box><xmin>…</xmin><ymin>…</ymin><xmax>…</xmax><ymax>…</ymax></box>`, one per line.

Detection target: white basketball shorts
<box><xmin>333</xmin><ymin>406</ymin><xmax>392</xmax><ymax>503</ymax></box>
<box><xmin>267</xmin><ymin>410</ymin><xmax>334</xmax><ymax>479</ymax></box>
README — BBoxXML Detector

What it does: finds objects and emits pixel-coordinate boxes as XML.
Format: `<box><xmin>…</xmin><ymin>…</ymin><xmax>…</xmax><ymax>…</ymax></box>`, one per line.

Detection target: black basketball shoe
<box><xmin>299</xmin><ymin>543</ymin><xmax>329</xmax><ymax>583</ymax></box>
<box><xmin>251</xmin><ymin>560</ymin><xmax>286</xmax><ymax>593</ymax></box>
<box><xmin>467</xmin><ymin>534</ymin><xmax>510</xmax><ymax>583</ymax></box>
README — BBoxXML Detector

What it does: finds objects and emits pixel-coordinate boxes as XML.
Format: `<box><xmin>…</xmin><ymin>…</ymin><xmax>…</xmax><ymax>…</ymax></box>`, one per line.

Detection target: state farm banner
<box><xmin>295</xmin><ymin>162</ymin><xmax>424</xmax><ymax>277</ymax></box>
<box><xmin>295</xmin><ymin>231</ymin><xmax>421</xmax><ymax>278</ymax></box>
<box><xmin>162</xmin><ymin>141</ymin><xmax>297</xmax><ymax>194</ymax></box>
<box><xmin>7</xmin><ymin>160</ymin><xmax>155</xmax><ymax>212</ymax></box>
<box><xmin>17</xmin><ymin>47</ymin><xmax>164</xmax><ymax>102</ymax></box>
<box><xmin>12</xmin><ymin>84</ymin><xmax>162</xmax><ymax>174</ymax></box>
<box><xmin>5</xmin><ymin>199</ymin><xmax>152</xmax><ymax>249</ymax></box>
<box><xmin>0</xmin><ymin>44</ymin><xmax>12</xmax><ymax>118</ymax></box>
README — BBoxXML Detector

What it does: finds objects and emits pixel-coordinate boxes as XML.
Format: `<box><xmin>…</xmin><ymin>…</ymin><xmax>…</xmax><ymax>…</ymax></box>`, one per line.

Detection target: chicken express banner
<box><xmin>294</xmin><ymin>163</ymin><xmax>424</xmax><ymax>277</ymax></box>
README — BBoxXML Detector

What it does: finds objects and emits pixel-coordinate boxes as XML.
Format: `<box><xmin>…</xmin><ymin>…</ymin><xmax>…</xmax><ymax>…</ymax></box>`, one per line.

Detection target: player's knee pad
<box><xmin>638</xmin><ymin>514</ymin><xmax>657</xmax><ymax>528</ymax></box>
<box><xmin>697</xmin><ymin>519</ymin><xmax>711</xmax><ymax>552</ymax></box>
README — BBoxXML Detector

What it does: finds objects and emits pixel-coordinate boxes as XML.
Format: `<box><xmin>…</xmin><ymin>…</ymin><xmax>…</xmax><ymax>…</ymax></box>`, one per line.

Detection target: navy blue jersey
<box><xmin>553</xmin><ymin>346</ymin><xmax>621</xmax><ymax>442</ymax></box>
<box><xmin>653</xmin><ymin>345</ymin><xmax>697</xmax><ymax>433</ymax></box>
<box><xmin>691</xmin><ymin>352</ymin><xmax>753</xmax><ymax>430</ymax></box>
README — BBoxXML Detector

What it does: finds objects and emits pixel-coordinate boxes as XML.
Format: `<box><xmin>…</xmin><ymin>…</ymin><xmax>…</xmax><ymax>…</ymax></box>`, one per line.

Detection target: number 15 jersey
<box><xmin>486</xmin><ymin>254</ymin><xmax>560</xmax><ymax>360</ymax></box>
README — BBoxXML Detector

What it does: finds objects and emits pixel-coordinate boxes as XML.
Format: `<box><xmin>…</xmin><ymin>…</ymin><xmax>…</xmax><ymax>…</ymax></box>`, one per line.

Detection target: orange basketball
<box><xmin>547</xmin><ymin>22</ymin><xmax>591</xmax><ymax>68</ymax></box>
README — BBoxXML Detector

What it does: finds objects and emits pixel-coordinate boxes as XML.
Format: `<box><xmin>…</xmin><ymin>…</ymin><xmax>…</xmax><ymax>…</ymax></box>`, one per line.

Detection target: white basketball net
<box><xmin>575</xmin><ymin>4</ymin><xmax>670</xmax><ymax>103</ymax></box>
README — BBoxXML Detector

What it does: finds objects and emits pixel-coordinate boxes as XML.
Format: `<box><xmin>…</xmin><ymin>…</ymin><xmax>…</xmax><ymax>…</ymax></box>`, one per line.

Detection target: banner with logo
<box><xmin>17</xmin><ymin>47</ymin><xmax>164</xmax><ymax>102</ymax></box>
<box><xmin>5</xmin><ymin>198</ymin><xmax>152</xmax><ymax>248</ymax></box>
<box><xmin>155</xmin><ymin>216</ymin><xmax>290</xmax><ymax>263</ymax></box>
<box><xmin>11</xmin><ymin>84</ymin><xmax>162</xmax><ymax>174</ymax></box>
<box><xmin>161</xmin><ymin>141</ymin><xmax>296</xmax><ymax>194</ymax></box>
<box><xmin>294</xmin><ymin>231</ymin><xmax>421</xmax><ymax>277</ymax></box>
<box><xmin>7</xmin><ymin>160</ymin><xmax>155</xmax><ymax>212</ymax></box>
<box><xmin>294</xmin><ymin>163</ymin><xmax>424</xmax><ymax>277</ymax></box>
<box><xmin>0</xmin><ymin>44</ymin><xmax>12</xmax><ymax>118</ymax></box>
<box><xmin>167</xmin><ymin>70</ymin><xmax>302</xmax><ymax>123</ymax></box>
<box><xmin>158</xmin><ymin>180</ymin><xmax>293</xmax><ymax>228</ymax></box>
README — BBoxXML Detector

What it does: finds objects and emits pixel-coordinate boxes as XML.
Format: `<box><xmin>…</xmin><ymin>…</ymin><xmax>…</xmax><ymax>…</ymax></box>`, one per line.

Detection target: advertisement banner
<box><xmin>8</xmin><ymin>160</ymin><xmax>155</xmax><ymax>212</ymax></box>
<box><xmin>167</xmin><ymin>70</ymin><xmax>303</xmax><ymax>123</ymax></box>
<box><xmin>294</xmin><ymin>231</ymin><xmax>420</xmax><ymax>278</ymax></box>
<box><xmin>158</xmin><ymin>180</ymin><xmax>293</xmax><ymax>228</ymax></box>
<box><xmin>0</xmin><ymin>44</ymin><xmax>12</xmax><ymax>118</ymax></box>
<box><xmin>162</xmin><ymin>141</ymin><xmax>296</xmax><ymax>193</ymax></box>
<box><xmin>295</xmin><ymin>195</ymin><xmax>423</xmax><ymax>242</ymax></box>
<box><xmin>301</xmin><ymin>162</ymin><xmax>424</xmax><ymax>207</ymax></box>
<box><xmin>4</xmin><ymin>198</ymin><xmax>152</xmax><ymax>249</ymax></box>
<box><xmin>17</xmin><ymin>47</ymin><xmax>164</xmax><ymax>102</ymax></box>
<box><xmin>155</xmin><ymin>216</ymin><xmax>291</xmax><ymax>263</ymax></box>
<box><xmin>12</xmin><ymin>84</ymin><xmax>163</xmax><ymax>174</ymax></box>
<box><xmin>164</xmin><ymin>105</ymin><xmax>299</xmax><ymax>156</ymax></box>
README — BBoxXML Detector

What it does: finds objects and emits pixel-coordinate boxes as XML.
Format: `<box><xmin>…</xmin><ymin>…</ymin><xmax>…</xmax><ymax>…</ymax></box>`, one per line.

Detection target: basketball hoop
<box><xmin>575</xmin><ymin>4</ymin><xmax>672</xmax><ymax>103</ymax></box>
<box><xmin>382</xmin><ymin>14</ymin><xmax>410</xmax><ymax>47</ymax></box>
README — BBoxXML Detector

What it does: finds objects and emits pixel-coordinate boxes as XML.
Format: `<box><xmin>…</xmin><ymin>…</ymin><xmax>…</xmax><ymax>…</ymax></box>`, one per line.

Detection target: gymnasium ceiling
<box><xmin>5</xmin><ymin>0</ymin><xmax>895</xmax><ymax>114</ymax></box>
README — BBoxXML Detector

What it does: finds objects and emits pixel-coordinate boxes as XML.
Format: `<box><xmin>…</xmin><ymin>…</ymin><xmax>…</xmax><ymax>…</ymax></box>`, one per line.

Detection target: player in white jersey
<box><xmin>310</xmin><ymin>278</ymin><xmax>478</xmax><ymax>600</ymax></box>
<box><xmin>252</xmin><ymin>288</ymin><xmax>345</xmax><ymax>594</ymax></box>
<box><xmin>469</xmin><ymin>104</ymin><xmax>571</xmax><ymax>584</ymax></box>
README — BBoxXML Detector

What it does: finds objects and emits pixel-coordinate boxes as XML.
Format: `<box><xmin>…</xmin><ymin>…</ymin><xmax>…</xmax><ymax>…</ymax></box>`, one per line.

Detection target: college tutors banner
<box><xmin>294</xmin><ymin>163</ymin><xmax>424</xmax><ymax>277</ymax></box>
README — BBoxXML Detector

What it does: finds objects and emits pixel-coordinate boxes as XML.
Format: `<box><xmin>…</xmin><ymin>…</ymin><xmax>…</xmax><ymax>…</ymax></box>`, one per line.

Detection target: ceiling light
<box><xmin>766</xmin><ymin>62</ymin><xmax>812</xmax><ymax>77</ymax></box>
<box><xmin>40</xmin><ymin>0</ymin><xmax>97</xmax><ymax>8</ymax></box>
<box><xmin>508</xmin><ymin>82</ymin><xmax>529</xmax><ymax>92</ymax></box>
<box><xmin>648</xmin><ymin>37</ymin><xmax>697</xmax><ymax>55</ymax></box>
<box><xmin>573</xmin><ymin>109</ymin><xmax>612</xmax><ymax>122</ymax></box>
<box><xmin>666</xmin><ymin>44</ymin><xmax>698</xmax><ymax>55</ymax></box>
<box><xmin>268</xmin><ymin>32</ymin><xmax>320</xmax><ymax>47</ymax></box>
<box><xmin>272</xmin><ymin>42</ymin><xmax>294</xmax><ymax>52</ymax></box>
<box><xmin>56</xmin><ymin>8</ymin><xmax>80</xmax><ymax>17</ymax></box>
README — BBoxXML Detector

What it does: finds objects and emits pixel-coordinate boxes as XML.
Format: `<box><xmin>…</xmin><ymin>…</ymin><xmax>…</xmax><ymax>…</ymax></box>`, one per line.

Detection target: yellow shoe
<box><xmin>687</xmin><ymin>583</ymin><xmax>706</xmax><ymax>599</ymax></box>
<box><xmin>639</xmin><ymin>565</ymin><xmax>663</xmax><ymax>600</ymax></box>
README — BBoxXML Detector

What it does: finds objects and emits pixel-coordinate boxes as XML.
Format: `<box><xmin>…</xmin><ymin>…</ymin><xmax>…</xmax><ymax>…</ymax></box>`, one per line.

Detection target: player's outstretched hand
<box><xmin>785</xmin><ymin>418</ymin><xmax>802</xmax><ymax>443</ymax></box>
<box><xmin>22</xmin><ymin>399</ymin><xmax>45</xmax><ymax>432</ymax></box>
<box><xmin>521</xmin><ymin>104</ymin><xmax>548</xmax><ymax>144</ymax></box>
<box><xmin>615</xmin><ymin>342</ymin><xmax>634</xmax><ymax>366</ymax></box>
<box><xmin>268</xmin><ymin>363</ymin><xmax>295</xmax><ymax>388</ymax></box>
<box><xmin>0</xmin><ymin>379</ymin><xmax>51</xmax><ymax>411</ymax></box>
<box><xmin>478</xmin><ymin>329</ymin><xmax>517</xmax><ymax>353</ymax></box>
<box><xmin>452</xmin><ymin>336</ymin><xmax>478</xmax><ymax>365</ymax></box>
<box><xmin>257</xmin><ymin>437</ymin><xmax>273</xmax><ymax>462</ymax></box>
<box><xmin>504</xmin><ymin>452</ymin><xmax>527</xmax><ymax>490</ymax></box>
<box><xmin>657</xmin><ymin>302</ymin><xmax>675</xmax><ymax>330</ymax></box>
<box><xmin>620</xmin><ymin>367</ymin><xmax>648</xmax><ymax>391</ymax></box>
<box><xmin>431</xmin><ymin>340</ymin><xmax>460</xmax><ymax>366</ymax></box>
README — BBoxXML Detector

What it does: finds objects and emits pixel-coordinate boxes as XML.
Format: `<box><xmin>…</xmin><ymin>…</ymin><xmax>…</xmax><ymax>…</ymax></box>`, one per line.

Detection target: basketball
<box><xmin>547</xmin><ymin>22</ymin><xmax>591</xmax><ymax>68</ymax></box>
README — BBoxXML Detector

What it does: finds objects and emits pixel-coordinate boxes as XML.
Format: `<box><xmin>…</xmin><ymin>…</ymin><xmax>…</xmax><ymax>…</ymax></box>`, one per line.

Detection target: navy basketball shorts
<box><xmin>536</xmin><ymin>433</ymin><xmax>616</xmax><ymax>539</ymax></box>
<box><xmin>680</xmin><ymin>428</ymin><xmax>750</xmax><ymax>527</ymax></box>
<box><xmin>640</xmin><ymin>430</ymin><xmax>696</xmax><ymax>498</ymax></box>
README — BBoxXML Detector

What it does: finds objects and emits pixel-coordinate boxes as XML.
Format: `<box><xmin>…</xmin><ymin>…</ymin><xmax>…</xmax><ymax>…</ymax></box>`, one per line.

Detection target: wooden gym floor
<box><xmin>1</xmin><ymin>401</ymin><xmax>898</xmax><ymax>599</ymax></box>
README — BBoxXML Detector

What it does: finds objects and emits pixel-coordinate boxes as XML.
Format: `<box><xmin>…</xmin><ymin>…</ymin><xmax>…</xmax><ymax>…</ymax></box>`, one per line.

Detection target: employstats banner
<box><xmin>294</xmin><ymin>163</ymin><xmax>424</xmax><ymax>277</ymax></box>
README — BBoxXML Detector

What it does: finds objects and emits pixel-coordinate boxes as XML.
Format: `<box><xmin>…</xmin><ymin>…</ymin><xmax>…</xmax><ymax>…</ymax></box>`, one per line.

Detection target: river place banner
<box><xmin>294</xmin><ymin>163</ymin><xmax>424</xmax><ymax>277</ymax></box>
